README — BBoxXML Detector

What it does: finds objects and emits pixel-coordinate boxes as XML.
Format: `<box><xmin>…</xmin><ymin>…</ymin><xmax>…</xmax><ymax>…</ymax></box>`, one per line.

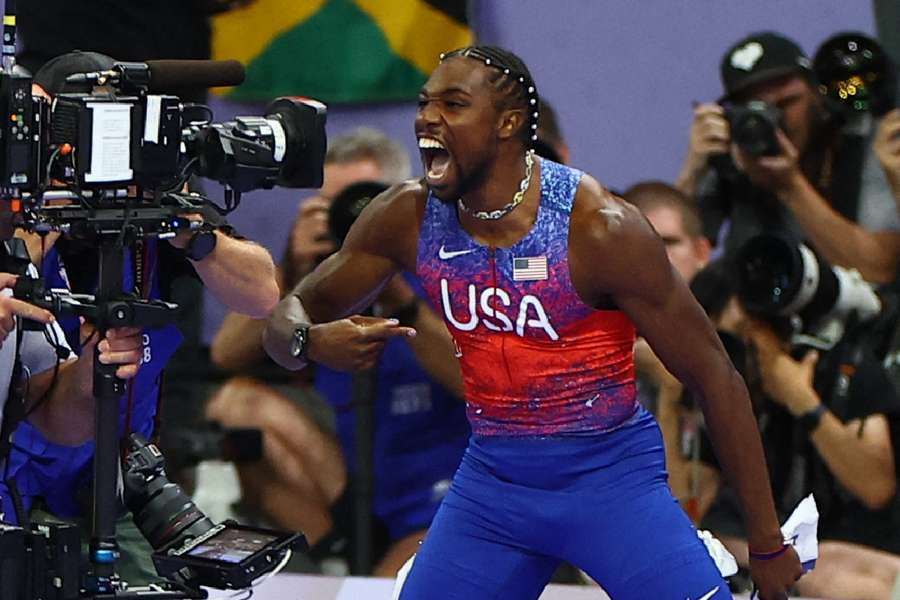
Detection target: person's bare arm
<box><xmin>736</xmin><ymin>130</ymin><xmax>900</xmax><ymax>284</ymax></box>
<box><xmin>26</xmin><ymin>324</ymin><xmax>143</xmax><ymax>446</ymax></box>
<box><xmin>812</xmin><ymin>414</ymin><xmax>896</xmax><ymax>509</ymax></box>
<box><xmin>749</xmin><ymin>323</ymin><xmax>897</xmax><ymax>509</ymax></box>
<box><xmin>171</xmin><ymin>230</ymin><xmax>279</xmax><ymax>318</ymax></box>
<box><xmin>874</xmin><ymin>109</ymin><xmax>900</xmax><ymax>208</ymax></box>
<box><xmin>675</xmin><ymin>103</ymin><xmax>729</xmax><ymax>197</ymax></box>
<box><xmin>264</xmin><ymin>183</ymin><xmax>421</xmax><ymax>371</ymax></box>
<box><xmin>570</xmin><ymin>177</ymin><xmax>800</xmax><ymax>598</ymax></box>
<box><xmin>210</xmin><ymin>312</ymin><xmax>268</xmax><ymax>371</ymax></box>
<box><xmin>210</xmin><ymin>268</ymin><xmax>288</xmax><ymax>372</ymax></box>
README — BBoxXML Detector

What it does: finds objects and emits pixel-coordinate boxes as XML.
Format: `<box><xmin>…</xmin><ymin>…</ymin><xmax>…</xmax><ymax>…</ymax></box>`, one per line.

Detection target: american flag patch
<box><xmin>512</xmin><ymin>256</ymin><xmax>548</xmax><ymax>281</ymax></box>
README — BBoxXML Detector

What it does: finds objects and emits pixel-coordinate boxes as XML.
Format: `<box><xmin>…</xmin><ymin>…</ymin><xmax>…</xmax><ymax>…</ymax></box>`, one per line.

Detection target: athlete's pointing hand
<box><xmin>308</xmin><ymin>315</ymin><xmax>416</xmax><ymax>371</ymax></box>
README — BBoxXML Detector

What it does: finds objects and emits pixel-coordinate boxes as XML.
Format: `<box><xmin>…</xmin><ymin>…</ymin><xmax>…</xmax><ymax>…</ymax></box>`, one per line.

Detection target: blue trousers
<box><xmin>398</xmin><ymin>408</ymin><xmax>731</xmax><ymax>599</ymax></box>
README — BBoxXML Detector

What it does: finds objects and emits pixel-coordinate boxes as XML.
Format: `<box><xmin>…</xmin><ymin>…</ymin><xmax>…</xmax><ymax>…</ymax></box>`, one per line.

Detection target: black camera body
<box><xmin>724</xmin><ymin>100</ymin><xmax>783</xmax><ymax>157</ymax></box>
<box><xmin>123</xmin><ymin>433</ymin><xmax>306</xmax><ymax>590</ymax></box>
<box><xmin>0</xmin><ymin>522</ymin><xmax>80</xmax><ymax>600</ymax></box>
<box><xmin>0</xmin><ymin>69</ymin><xmax>48</xmax><ymax>190</ymax></box>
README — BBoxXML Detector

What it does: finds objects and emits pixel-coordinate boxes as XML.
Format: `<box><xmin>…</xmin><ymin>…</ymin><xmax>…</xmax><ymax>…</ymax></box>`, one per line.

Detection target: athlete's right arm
<box><xmin>263</xmin><ymin>183</ymin><xmax>421</xmax><ymax>371</ymax></box>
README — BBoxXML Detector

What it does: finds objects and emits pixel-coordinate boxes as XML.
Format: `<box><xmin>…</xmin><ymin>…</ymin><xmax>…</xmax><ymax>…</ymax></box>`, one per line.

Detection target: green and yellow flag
<box><xmin>212</xmin><ymin>0</ymin><xmax>472</xmax><ymax>103</ymax></box>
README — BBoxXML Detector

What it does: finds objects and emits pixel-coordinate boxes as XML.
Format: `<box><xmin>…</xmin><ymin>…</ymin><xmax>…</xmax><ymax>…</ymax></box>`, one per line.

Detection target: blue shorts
<box><xmin>398</xmin><ymin>408</ymin><xmax>731</xmax><ymax>600</ymax></box>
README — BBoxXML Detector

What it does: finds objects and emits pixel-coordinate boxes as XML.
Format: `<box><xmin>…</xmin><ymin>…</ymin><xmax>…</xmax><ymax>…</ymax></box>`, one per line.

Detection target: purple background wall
<box><xmin>186</xmin><ymin>2</ymin><xmax>877</xmax><ymax>341</ymax></box>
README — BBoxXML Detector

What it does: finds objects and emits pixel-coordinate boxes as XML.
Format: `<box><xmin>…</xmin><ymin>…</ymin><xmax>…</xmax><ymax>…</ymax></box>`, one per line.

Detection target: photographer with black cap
<box><xmin>3</xmin><ymin>50</ymin><xmax>280</xmax><ymax>585</ymax></box>
<box><xmin>677</xmin><ymin>31</ymin><xmax>900</xmax><ymax>286</ymax></box>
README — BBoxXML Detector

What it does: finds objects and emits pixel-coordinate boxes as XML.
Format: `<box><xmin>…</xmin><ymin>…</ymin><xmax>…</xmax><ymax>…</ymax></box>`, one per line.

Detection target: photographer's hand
<box><xmin>78</xmin><ymin>321</ymin><xmax>144</xmax><ymax>382</ymax></box>
<box><xmin>746</xmin><ymin>320</ymin><xmax>820</xmax><ymax>416</ymax></box>
<box><xmin>874</xmin><ymin>108</ymin><xmax>900</xmax><ymax>206</ymax></box>
<box><xmin>732</xmin><ymin>129</ymin><xmax>803</xmax><ymax>195</ymax></box>
<box><xmin>26</xmin><ymin>322</ymin><xmax>143</xmax><ymax>447</ymax></box>
<box><xmin>0</xmin><ymin>273</ymin><xmax>55</xmax><ymax>347</ymax></box>
<box><xmin>289</xmin><ymin>197</ymin><xmax>337</xmax><ymax>276</ymax></box>
<box><xmin>676</xmin><ymin>103</ymin><xmax>730</xmax><ymax>196</ymax></box>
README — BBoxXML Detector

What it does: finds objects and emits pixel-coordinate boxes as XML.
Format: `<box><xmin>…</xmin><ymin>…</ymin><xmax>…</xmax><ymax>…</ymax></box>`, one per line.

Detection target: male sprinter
<box><xmin>264</xmin><ymin>46</ymin><xmax>802</xmax><ymax>599</ymax></box>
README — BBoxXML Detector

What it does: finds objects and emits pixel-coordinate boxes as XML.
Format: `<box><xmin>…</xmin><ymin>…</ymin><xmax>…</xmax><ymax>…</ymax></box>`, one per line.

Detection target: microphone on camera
<box><xmin>64</xmin><ymin>59</ymin><xmax>246</xmax><ymax>92</ymax></box>
<box><xmin>145</xmin><ymin>59</ymin><xmax>246</xmax><ymax>92</ymax></box>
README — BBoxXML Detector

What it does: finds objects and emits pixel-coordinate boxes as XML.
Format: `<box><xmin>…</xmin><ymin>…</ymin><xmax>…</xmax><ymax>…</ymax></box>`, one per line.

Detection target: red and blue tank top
<box><xmin>417</xmin><ymin>159</ymin><xmax>638</xmax><ymax>436</ymax></box>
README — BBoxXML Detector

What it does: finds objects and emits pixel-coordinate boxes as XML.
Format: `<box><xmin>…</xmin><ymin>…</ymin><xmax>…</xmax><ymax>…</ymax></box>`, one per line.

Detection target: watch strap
<box><xmin>798</xmin><ymin>403</ymin><xmax>827</xmax><ymax>434</ymax></box>
<box><xmin>185</xmin><ymin>228</ymin><xmax>217</xmax><ymax>261</ymax></box>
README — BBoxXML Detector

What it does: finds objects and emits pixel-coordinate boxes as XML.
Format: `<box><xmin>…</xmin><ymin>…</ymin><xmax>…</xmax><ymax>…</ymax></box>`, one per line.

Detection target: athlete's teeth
<box><xmin>418</xmin><ymin>138</ymin><xmax>445</xmax><ymax>150</ymax></box>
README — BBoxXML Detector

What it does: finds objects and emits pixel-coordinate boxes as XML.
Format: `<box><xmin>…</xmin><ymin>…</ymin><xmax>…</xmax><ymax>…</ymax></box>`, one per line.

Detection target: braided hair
<box><xmin>440</xmin><ymin>45</ymin><xmax>539</xmax><ymax>148</ymax></box>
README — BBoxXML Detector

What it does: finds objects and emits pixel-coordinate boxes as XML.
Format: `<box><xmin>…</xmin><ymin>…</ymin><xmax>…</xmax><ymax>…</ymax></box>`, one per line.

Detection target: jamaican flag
<box><xmin>211</xmin><ymin>0</ymin><xmax>472</xmax><ymax>103</ymax></box>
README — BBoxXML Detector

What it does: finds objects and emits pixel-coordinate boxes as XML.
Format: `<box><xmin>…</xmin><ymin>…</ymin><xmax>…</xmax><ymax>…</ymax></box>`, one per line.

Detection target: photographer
<box><xmin>677</xmin><ymin>31</ymin><xmax>900</xmax><ymax>285</ymax></box>
<box><xmin>0</xmin><ymin>238</ymin><xmax>144</xmax><ymax>524</ymax></box>
<box><xmin>688</xmin><ymin>261</ymin><xmax>900</xmax><ymax>598</ymax></box>
<box><xmin>5</xmin><ymin>51</ymin><xmax>280</xmax><ymax>585</ymax></box>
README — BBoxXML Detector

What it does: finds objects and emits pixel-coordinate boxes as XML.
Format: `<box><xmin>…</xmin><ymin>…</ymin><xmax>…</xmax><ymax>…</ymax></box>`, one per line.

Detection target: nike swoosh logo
<box><xmin>438</xmin><ymin>245</ymin><xmax>476</xmax><ymax>260</ymax></box>
<box><xmin>694</xmin><ymin>586</ymin><xmax>720</xmax><ymax>600</ymax></box>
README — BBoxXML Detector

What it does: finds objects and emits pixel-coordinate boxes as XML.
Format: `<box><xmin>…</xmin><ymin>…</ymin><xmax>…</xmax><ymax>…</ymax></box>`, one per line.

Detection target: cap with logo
<box><xmin>720</xmin><ymin>32</ymin><xmax>813</xmax><ymax>101</ymax></box>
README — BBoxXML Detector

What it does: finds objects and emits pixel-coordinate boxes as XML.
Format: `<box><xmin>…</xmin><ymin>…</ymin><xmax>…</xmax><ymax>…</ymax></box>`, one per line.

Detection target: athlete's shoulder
<box><xmin>342</xmin><ymin>179</ymin><xmax>429</xmax><ymax>268</ymax></box>
<box><xmin>571</xmin><ymin>173</ymin><xmax>649</xmax><ymax>245</ymax></box>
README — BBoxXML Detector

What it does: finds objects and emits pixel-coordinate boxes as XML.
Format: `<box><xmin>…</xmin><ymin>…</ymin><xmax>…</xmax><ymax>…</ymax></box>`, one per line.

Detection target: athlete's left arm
<box><xmin>570</xmin><ymin>176</ymin><xmax>800</xmax><ymax>597</ymax></box>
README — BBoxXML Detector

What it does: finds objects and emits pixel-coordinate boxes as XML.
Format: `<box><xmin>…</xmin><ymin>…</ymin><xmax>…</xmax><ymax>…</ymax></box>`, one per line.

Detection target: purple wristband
<box><xmin>748</xmin><ymin>543</ymin><xmax>791</xmax><ymax>561</ymax></box>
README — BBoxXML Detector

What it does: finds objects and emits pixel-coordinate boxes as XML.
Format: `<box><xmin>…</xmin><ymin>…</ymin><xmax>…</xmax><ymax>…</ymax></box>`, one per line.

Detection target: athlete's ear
<box><xmin>497</xmin><ymin>107</ymin><xmax>525</xmax><ymax>141</ymax></box>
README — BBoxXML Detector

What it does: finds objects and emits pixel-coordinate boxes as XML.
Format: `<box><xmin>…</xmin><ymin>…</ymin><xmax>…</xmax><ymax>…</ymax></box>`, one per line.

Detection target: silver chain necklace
<box><xmin>458</xmin><ymin>151</ymin><xmax>534</xmax><ymax>221</ymax></box>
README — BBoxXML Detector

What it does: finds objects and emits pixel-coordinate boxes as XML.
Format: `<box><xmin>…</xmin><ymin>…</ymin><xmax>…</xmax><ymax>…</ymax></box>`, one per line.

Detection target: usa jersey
<box><xmin>417</xmin><ymin>159</ymin><xmax>637</xmax><ymax>436</ymax></box>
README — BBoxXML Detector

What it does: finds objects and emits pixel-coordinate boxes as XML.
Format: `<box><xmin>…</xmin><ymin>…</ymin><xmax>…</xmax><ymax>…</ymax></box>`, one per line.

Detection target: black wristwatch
<box><xmin>185</xmin><ymin>229</ymin><xmax>217</xmax><ymax>261</ymax></box>
<box><xmin>391</xmin><ymin>299</ymin><xmax>420</xmax><ymax>327</ymax></box>
<box><xmin>798</xmin><ymin>404</ymin><xmax>827</xmax><ymax>434</ymax></box>
<box><xmin>290</xmin><ymin>325</ymin><xmax>311</xmax><ymax>360</ymax></box>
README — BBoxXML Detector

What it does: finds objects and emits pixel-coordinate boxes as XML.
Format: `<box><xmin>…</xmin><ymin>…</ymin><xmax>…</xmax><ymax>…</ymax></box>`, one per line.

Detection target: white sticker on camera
<box><xmin>85</xmin><ymin>102</ymin><xmax>133</xmax><ymax>183</ymax></box>
<box><xmin>144</xmin><ymin>95</ymin><xmax>162</xmax><ymax>144</ymax></box>
<box><xmin>266</xmin><ymin>118</ymin><xmax>287</xmax><ymax>163</ymax></box>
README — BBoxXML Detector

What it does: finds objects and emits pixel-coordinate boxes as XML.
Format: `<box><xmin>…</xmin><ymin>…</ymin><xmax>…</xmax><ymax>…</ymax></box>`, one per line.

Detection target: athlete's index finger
<box><xmin>352</xmin><ymin>316</ymin><xmax>417</xmax><ymax>340</ymax></box>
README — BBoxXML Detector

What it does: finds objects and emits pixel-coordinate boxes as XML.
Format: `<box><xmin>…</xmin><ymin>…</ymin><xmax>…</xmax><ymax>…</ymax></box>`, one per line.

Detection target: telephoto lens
<box><xmin>123</xmin><ymin>433</ymin><xmax>217</xmax><ymax>552</ymax></box>
<box><xmin>735</xmin><ymin>233</ymin><xmax>881</xmax><ymax>329</ymax></box>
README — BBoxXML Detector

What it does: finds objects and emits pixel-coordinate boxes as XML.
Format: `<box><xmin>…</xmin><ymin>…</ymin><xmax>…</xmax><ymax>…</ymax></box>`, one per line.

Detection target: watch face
<box><xmin>290</xmin><ymin>326</ymin><xmax>308</xmax><ymax>359</ymax></box>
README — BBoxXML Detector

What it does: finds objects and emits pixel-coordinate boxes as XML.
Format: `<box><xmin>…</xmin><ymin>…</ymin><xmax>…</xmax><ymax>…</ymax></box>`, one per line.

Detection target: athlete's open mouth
<box><xmin>419</xmin><ymin>137</ymin><xmax>452</xmax><ymax>185</ymax></box>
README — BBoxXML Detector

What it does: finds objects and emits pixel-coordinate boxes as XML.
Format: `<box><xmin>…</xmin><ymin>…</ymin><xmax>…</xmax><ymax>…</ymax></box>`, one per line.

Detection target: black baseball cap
<box><xmin>33</xmin><ymin>50</ymin><xmax>116</xmax><ymax>95</ymax></box>
<box><xmin>720</xmin><ymin>32</ymin><xmax>813</xmax><ymax>101</ymax></box>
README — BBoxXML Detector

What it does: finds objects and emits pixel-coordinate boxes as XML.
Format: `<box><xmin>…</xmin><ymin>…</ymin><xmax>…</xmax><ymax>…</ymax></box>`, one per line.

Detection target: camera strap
<box><xmin>0</xmin><ymin>239</ymin><xmax>37</xmax><ymax>464</ymax></box>
<box><xmin>828</xmin><ymin>133</ymin><xmax>866</xmax><ymax>223</ymax></box>
<box><xmin>120</xmin><ymin>239</ymin><xmax>164</xmax><ymax>453</ymax></box>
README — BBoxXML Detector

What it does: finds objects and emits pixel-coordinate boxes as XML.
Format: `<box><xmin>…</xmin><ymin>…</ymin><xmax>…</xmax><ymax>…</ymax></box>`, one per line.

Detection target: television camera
<box><xmin>0</xmin><ymin>12</ymin><xmax>323</xmax><ymax>600</ymax></box>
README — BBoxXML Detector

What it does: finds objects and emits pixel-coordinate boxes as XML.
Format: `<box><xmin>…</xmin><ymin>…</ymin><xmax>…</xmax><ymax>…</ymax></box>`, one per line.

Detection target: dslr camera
<box><xmin>724</xmin><ymin>100</ymin><xmax>783</xmax><ymax>157</ymax></box>
<box><xmin>123</xmin><ymin>434</ymin><xmax>304</xmax><ymax>591</ymax></box>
